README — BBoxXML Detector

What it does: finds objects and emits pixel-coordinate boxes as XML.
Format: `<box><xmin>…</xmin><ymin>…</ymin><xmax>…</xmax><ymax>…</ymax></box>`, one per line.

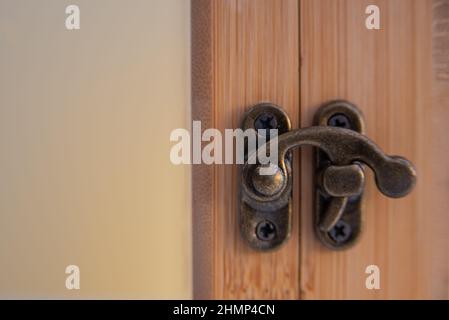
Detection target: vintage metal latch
<box><xmin>240</xmin><ymin>101</ymin><xmax>417</xmax><ymax>250</ymax></box>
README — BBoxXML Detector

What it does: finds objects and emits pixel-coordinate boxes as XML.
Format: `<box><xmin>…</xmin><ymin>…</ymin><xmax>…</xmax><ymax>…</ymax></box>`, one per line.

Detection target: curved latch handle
<box><xmin>276</xmin><ymin>126</ymin><xmax>416</xmax><ymax>198</ymax></box>
<box><xmin>240</xmin><ymin>101</ymin><xmax>417</xmax><ymax>250</ymax></box>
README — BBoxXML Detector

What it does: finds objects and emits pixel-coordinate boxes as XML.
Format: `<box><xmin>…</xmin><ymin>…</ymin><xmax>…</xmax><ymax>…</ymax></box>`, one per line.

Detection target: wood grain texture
<box><xmin>193</xmin><ymin>0</ymin><xmax>448</xmax><ymax>299</ymax></box>
<box><xmin>299</xmin><ymin>0</ymin><xmax>449</xmax><ymax>299</ymax></box>
<box><xmin>192</xmin><ymin>0</ymin><xmax>214</xmax><ymax>299</ymax></box>
<box><xmin>192</xmin><ymin>0</ymin><xmax>300</xmax><ymax>299</ymax></box>
<box><xmin>432</xmin><ymin>0</ymin><xmax>449</xmax><ymax>299</ymax></box>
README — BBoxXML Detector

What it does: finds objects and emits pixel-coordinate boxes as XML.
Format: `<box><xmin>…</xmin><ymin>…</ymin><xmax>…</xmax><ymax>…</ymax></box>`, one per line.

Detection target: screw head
<box><xmin>254</xmin><ymin>112</ymin><xmax>279</xmax><ymax>131</ymax></box>
<box><xmin>256</xmin><ymin>220</ymin><xmax>276</xmax><ymax>241</ymax></box>
<box><xmin>328</xmin><ymin>113</ymin><xmax>351</xmax><ymax>129</ymax></box>
<box><xmin>328</xmin><ymin>220</ymin><xmax>352</xmax><ymax>244</ymax></box>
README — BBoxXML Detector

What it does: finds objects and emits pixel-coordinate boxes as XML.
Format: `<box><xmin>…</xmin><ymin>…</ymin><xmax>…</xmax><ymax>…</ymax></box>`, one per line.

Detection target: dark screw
<box><xmin>254</xmin><ymin>112</ymin><xmax>278</xmax><ymax>131</ymax></box>
<box><xmin>328</xmin><ymin>113</ymin><xmax>351</xmax><ymax>129</ymax></box>
<box><xmin>256</xmin><ymin>220</ymin><xmax>276</xmax><ymax>241</ymax></box>
<box><xmin>328</xmin><ymin>220</ymin><xmax>351</xmax><ymax>244</ymax></box>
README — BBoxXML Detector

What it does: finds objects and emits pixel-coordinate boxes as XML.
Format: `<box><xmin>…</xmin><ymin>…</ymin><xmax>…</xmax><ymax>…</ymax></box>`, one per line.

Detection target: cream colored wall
<box><xmin>0</xmin><ymin>0</ymin><xmax>191</xmax><ymax>298</ymax></box>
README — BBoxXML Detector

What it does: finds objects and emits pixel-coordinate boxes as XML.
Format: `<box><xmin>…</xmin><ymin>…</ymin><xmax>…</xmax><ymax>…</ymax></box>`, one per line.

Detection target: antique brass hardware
<box><xmin>240</xmin><ymin>101</ymin><xmax>417</xmax><ymax>250</ymax></box>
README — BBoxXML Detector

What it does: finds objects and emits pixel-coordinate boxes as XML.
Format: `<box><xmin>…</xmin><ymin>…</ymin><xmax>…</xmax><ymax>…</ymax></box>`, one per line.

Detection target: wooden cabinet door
<box><xmin>192</xmin><ymin>0</ymin><xmax>448</xmax><ymax>299</ymax></box>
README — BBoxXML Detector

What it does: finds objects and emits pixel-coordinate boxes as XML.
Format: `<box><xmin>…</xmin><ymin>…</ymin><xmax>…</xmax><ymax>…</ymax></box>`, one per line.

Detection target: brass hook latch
<box><xmin>240</xmin><ymin>101</ymin><xmax>417</xmax><ymax>250</ymax></box>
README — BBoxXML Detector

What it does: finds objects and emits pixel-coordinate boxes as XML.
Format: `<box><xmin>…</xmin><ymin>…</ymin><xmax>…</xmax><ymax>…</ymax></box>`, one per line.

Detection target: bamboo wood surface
<box><xmin>299</xmin><ymin>0</ymin><xmax>448</xmax><ymax>299</ymax></box>
<box><xmin>192</xmin><ymin>0</ymin><xmax>300</xmax><ymax>299</ymax></box>
<box><xmin>192</xmin><ymin>0</ymin><xmax>449</xmax><ymax>299</ymax></box>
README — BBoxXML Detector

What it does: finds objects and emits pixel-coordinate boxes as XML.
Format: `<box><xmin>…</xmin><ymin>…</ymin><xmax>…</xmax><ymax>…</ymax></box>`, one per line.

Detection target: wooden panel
<box><xmin>299</xmin><ymin>0</ymin><xmax>449</xmax><ymax>299</ymax></box>
<box><xmin>192</xmin><ymin>0</ymin><xmax>300</xmax><ymax>299</ymax></box>
<box><xmin>432</xmin><ymin>0</ymin><xmax>449</xmax><ymax>299</ymax></box>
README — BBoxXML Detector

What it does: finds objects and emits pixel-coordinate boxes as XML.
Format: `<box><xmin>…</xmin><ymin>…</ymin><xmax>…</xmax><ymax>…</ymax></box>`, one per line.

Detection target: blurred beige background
<box><xmin>0</xmin><ymin>0</ymin><xmax>191</xmax><ymax>298</ymax></box>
